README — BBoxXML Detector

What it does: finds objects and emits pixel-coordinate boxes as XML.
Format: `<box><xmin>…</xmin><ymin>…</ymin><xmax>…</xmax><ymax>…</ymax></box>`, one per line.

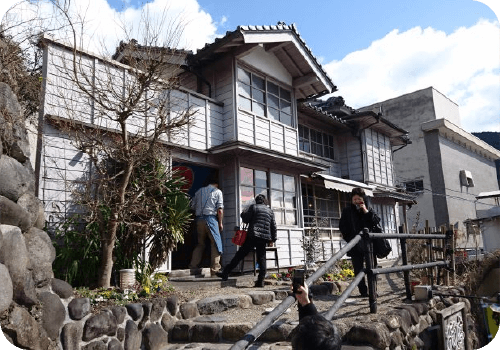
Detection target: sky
<box><xmin>0</xmin><ymin>0</ymin><xmax>499</xmax><ymax>134</ymax></box>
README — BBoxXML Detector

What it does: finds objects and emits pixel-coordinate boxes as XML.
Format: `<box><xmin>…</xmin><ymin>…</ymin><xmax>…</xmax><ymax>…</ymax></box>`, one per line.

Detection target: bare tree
<box><xmin>18</xmin><ymin>0</ymin><xmax>195</xmax><ymax>287</ymax></box>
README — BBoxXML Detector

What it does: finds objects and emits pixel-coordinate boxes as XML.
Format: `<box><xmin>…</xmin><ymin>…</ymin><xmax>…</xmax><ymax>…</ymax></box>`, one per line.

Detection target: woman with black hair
<box><xmin>217</xmin><ymin>194</ymin><xmax>277</xmax><ymax>287</ymax></box>
<box><xmin>339</xmin><ymin>187</ymin><xmax>382</xmax><ymax>297</ymax></box>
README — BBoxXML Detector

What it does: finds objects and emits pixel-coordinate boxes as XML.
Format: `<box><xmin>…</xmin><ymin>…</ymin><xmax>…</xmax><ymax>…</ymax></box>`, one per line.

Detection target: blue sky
<box><xmin>1</xmin><ymin>0</ymin><xmax>499</xmax><ymax>133</ymax></box>
<box><xmin>104</xmin><ymin>0</ymin><xmax>497</xmax><ymax>62</ymax></box>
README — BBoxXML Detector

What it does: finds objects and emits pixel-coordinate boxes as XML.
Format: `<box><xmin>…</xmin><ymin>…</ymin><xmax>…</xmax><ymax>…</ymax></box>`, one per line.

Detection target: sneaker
<box><xmin>215</xmin><ymin>271</ymin><xmax>228</xmax><ymax>281</ymax></box>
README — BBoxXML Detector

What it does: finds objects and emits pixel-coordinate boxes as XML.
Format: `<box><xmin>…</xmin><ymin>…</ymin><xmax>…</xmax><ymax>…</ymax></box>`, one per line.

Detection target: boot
<box><xmin>254</xmin><ymin>280</ymin><xmax>264</xmax><ymax>288</ymax></box>
<box><xmin>215</xmin><ymin>270</ymin><xmax>228</xmax><ymax>281</ymax></box>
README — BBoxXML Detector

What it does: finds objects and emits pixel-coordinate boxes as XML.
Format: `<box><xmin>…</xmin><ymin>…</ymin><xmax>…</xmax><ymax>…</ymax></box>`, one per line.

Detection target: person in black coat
<box><xmin>217</xmin><ymin>194</ymin><xmax>277</xmax><ymax>287</ymax></box>
<box><xmin>339</xmin><ymin>187</ymin><xmax>382</xmax><ymax>297</ymax></box>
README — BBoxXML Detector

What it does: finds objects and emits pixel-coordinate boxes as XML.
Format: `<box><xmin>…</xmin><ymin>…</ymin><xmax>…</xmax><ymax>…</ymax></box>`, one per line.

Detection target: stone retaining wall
<box><xmin>0</xmin><ymin>82</ymin><xmax>479</xmax><ymax>350</ymax></box>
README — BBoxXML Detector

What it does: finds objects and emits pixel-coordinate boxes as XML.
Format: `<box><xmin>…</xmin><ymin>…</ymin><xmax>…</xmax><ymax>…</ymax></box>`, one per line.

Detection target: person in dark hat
<box><xmin>217</xmin><ymin>194</ymin><xmax>277</xmax><ymax>287</ymax></box>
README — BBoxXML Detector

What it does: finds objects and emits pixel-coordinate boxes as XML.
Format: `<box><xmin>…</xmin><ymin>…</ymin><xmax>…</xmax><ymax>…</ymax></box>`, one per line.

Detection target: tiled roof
<box><xmin>192</xmin><ymin>23</ymin><xmax>335</xmax><ymax>92</ymax></box>
<box><xmin>299</xmin><ymin>102</ymin><xmax>348</xmax><ymax>125</ymax></box>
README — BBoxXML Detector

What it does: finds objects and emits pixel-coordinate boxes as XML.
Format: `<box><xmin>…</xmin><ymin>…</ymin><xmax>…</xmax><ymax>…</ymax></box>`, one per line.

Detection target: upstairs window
<box><xmin>298</xmin><ymin>125</ymin><xmax>335</xmax><ymax>160</ymax></box>
<box><xmin>237</xmin><ymin>67</ymin><xmax>293</xmax><ymax>126</ymax></box>
<box><xmin>404</xmin><ymin>180</ymin><xmax>424</xmax><ymax>193</ymax></box>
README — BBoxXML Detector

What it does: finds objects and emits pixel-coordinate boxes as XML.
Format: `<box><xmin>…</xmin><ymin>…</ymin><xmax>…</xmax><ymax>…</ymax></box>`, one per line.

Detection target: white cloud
<box><xmin>324</xmin><ymin>19</ymin><xmax>500</xmax><ymax>132</ymax></box>
<box><xmin>1</xmin><ymin>0</ymin><xmax>218</xmax><ymax>55</ymax></box>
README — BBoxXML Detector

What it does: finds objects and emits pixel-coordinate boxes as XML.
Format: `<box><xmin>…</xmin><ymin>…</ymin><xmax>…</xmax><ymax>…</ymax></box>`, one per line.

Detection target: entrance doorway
<box><xmin>171</xmin><ymin>162</ymin><xmax>218</xmax><ymax>270</ymax></box>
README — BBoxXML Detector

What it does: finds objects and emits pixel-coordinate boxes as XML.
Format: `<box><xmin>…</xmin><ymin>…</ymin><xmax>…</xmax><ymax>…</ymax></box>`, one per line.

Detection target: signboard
<box><xmin>437</xmin><ymin>302</ymin><xmax>469</xmax><ymax>350</ymax></box>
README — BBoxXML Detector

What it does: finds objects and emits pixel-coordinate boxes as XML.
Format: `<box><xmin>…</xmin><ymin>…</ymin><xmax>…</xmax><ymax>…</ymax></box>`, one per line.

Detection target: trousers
<box><xmin>189</xmin><ymin>217</ymin><xmax>221</xmax><ymax>274</ymax></box>
<box><xmin>223</xmin><ymin>235</ymin><xmax>267</xmax><ymax>282</ymax></box>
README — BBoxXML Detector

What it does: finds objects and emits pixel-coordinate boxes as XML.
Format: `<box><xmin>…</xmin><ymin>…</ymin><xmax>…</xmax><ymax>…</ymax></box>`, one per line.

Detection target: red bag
<box><xmin>232</xmin><ymin>225</ymin><xmax>247</xmax><ymax>246</ymax></box>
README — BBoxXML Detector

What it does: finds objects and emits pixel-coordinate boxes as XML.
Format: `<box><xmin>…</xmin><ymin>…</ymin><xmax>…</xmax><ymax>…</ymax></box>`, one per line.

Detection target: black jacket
<box><xmin>241</xmin><ymin>203</ymin><xmax>277</xmax><ymax>242</ymax></box>
<box><xmin>339</xmin><ymin>204</ymin><xmax>382</xmax><ymax>256</ymax></box>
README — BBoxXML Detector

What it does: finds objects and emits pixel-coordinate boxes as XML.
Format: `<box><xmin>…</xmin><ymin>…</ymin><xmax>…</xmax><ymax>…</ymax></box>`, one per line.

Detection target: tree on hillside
<box><xmin>0</xmin><ymin>33</ymin><xmax>42</xmax><ymax>120</ymax></box>
<box><xmin>3</xmin><ymin>0</ymin><xmax>195</xmax><ymax>288</ymax></box>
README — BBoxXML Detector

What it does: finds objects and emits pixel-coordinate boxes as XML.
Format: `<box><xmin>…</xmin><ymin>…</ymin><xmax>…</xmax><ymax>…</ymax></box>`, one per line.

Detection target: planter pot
<box><xmin>119</xmin><ymin>269</ymin><xmax>136</xmax><ymax>289</ymax></box>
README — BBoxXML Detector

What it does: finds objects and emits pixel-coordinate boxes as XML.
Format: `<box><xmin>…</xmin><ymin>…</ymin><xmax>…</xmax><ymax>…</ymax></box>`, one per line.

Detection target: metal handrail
<box><xmin>230</xmin><ymin>227</ymin><xmax>453</xmax><ymax>349</ymax></box>
<box><xmin>323</xmin><ymin>271</ymin><xmax>365</xmax><ymax>320</ymax></box>
<box><xmin>229</xmin><ymin>235</ymin><xmax>362</xmax><ymax>350</ymax></box>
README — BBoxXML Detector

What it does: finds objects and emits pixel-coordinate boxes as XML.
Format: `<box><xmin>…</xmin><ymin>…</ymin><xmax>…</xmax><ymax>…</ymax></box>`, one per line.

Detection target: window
<box><xmin>237</xmin><ymin>67</ymin><xmax>293</xmax><ymax>126</ymax></box>
<box><xmin>240</xmin><ymin>167</ymin><xmax>268</xmax><ymax>208</ymax></box>
<box><xmin>459</xmin><ymin>170</ymin><xmax>474</xmax><ymax>187</ymax></box>
<box><xmin>301</xmin><ymin>184</ymin><xmax>349</xmax><ymax>238</ymax></box>
<box><xmin>298</xmin><ymin>125</ymin><xmax>335</xmax><ymax>160</ymax></box>
<box><xmin>404</xmin><ymin>180</ymin><xmax>424</xmax><ymax>193</ymax></box>
<box><xmin>240</xmin><ymin>167</ymin><xmax>297</xmax><ymax>226</ymax></box>
<box><xmin>271</xmin><ymin>172</ymin><xmax>296</xmax><ymax>225</ymax></box>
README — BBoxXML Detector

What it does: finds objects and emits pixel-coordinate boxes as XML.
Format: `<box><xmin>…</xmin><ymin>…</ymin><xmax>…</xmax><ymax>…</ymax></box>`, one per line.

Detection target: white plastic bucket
<box><xmin>119</xmin><ymin>269</ymin><xmax>135</xmax><ymax>289</ymax></box>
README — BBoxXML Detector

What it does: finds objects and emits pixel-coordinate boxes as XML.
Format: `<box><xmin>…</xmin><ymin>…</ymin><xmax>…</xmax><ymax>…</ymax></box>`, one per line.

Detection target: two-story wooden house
<box><xmin>37</xmin><ymin>24</ymin><xmax>413</xmax><ymax>273</ymax></box>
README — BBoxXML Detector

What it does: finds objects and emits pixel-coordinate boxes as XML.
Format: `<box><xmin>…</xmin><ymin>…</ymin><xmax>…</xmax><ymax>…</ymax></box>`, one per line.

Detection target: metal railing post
<box><xmin>362</xmin><ymin>228</ymin><xmax>377</xmax><ymax>313</ymax></box>
<box><xmin>400</xmin><ymin>235</ymin><xmax>412</xmax><ymax>300</ymax></box>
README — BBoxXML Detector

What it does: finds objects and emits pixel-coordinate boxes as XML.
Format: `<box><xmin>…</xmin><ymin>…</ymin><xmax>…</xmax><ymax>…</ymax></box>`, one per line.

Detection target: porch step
<box><xmin>168</xmin><ymin>268</ymin><xmax>263</xmax><ymax>290</ymax></box>
<box><xmin>168</xmin><ymin>268</ymin><xmax>212</xmax><ymax>278</ymax></box>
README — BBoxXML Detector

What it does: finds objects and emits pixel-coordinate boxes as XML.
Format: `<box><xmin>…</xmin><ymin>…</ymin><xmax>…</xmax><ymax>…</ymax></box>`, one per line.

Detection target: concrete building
<box><xmin>360</xmin><ymin>87</ymin><xmax>500</xmax><ymax>248</ymax></box>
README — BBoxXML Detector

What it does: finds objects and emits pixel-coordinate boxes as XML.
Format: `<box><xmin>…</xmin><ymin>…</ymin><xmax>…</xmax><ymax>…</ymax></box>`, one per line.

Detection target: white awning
<box><xmin>317</xmin><ymin>174</ymin><xmax>374</xmax><ymax>197</ymax></box>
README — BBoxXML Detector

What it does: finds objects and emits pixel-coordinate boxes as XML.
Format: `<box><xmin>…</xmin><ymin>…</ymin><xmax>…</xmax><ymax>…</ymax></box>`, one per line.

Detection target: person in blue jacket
<box><xmin>189</xmin><ymin>174</ymin><xmax>224</xmax><ymax>276</ymax></box>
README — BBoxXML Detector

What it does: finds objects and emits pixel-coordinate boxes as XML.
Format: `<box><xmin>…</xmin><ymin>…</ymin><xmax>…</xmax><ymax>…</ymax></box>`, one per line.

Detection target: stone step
<box><xmin>160</xmin><ymin>341</ymin><xmax>377</xmax><ymax>349</ymax></box>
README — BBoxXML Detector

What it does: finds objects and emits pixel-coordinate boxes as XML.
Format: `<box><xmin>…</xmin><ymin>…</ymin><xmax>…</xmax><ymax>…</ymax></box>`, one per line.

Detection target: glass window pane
<box><xmin>269</xmin><ymin>107</ymin><xmax>279</xmax><ymax>121</ymax></box>
<box><xmin>253</xmin><ymin>75</ymin><xmax>265</xmax><ymax>90</ymax></box>
<box><xmin>239</xmin><ymin>96</ymin><xmax>251</xmax><ymax>110</ymax></box>
<box><xmin>240</xmin><ymin>167</ymin><xmax>253</xmax><ymax>186</ymax></box>
<box><xmin>267</xmin><ymin>81</ymin><xmax>279</xmax><ymax>96</ymax></box>
<box><xmin>255</xmin><ymin>170</ymin><xmax>267</xmax><ymax>188</ymax></box>
<box><xmin>323</xmin><ymin>145</ymin><xmax>331</xmax><ymax>159</ymax></box>
<box><xmin>311</xmin><ymin>142</ymin><xmax>317</xmax><ymax>155</ymax></box>
<box><xmin>253</xmin><ymin>102</ymin><xmax>265</xmax><ymax>116</ymax></box>
<box><xmin>284</xmin><ymin>175</ymin><xmax>295</xmax><ymax>192</ymax></box>
<box><xmin>270</xmin><ymin>173</ymin><xmax>283</xmax><ymax>190</ymax></box>
<box><xmin>255</xmin><ymin>188</ymin><xmax>267</xmax><ymax>199</ymax></box>
<box><xmin>285</xmin><ymin>210</ymin><xmax>297</xmax><ymax>225</ymax></box>
<box><xmin>281</xmin><ymin>100</ymin><xmax>291</xmax><ymax>114</ymax></box>
<box><xmin>284</xmin><ymin>192</ymin><xmax>295</xmax><ymax>209</ymax></box>
<box><xmin>238</xmin><ymin>83</ymin><xmax>251</xmax><ymax>98</ymax></box>
<box><xmin>298</xmin><ymin>125</ymin><xmax>304</xmax><ymax>138</ymax></box>
<box><xmin>280</xmin><ymin>112</ymin><xmax>292</xmax><ymax>126</ymax></box>
<box><xmin>274</xmin><ymin>210</ymin><xmax>284</xmax><ymax>225</ymax></box>
<box><xmin>241</xmin><ymin>186</ymin><xmax>254</xmax><ymax>207</ymax></box>
<box><xmin>271</xmin><ymin>191</ymin><xmax>284</xmax><ymax>207</ymax></box>
<box><xmin>280</xmin><ymin>88</ymin><xmax>291</xmax><ymax>101</ymax></box>
<box><xmin>268</xmin><ymin>94</ymin><xmax>279</xmax><ymax>109</ymax></box>
<box><xmin>252</xmin><ymin>88</ymin><xmax>265</xmax><ymax>103</ymax></box>
<box><xmin>302</xmin><ymin>140</ymin><xmax>310</xmax><ymax>153</ymax></box>
<box><xmin>238</xmin><ymin>67</ymin><xmax>251</xmax><ymax>84</ymax></box>
<box><xmin>328</xmin><ymin>135</ymin><xmax>334</xmax><ymax>147</ymax></box>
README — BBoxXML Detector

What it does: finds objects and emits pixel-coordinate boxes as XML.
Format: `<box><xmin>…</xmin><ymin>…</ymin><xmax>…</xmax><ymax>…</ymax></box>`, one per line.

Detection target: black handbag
<box><xmin>371</xmin><ymin>221</ymin><xmax>392</xmax><ymax>258</ymax></box>
<box><xmin>373</xmin><ymin>238</ymin><xmax>392</xmax><ymax>259</ymax></box>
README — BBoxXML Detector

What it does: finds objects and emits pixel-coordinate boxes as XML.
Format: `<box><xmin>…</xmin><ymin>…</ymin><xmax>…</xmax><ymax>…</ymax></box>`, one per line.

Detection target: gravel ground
<box><xmin>167</xmin><ymin>270</ymin><xmax>408</xmax><ymax>326</ymax></box>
